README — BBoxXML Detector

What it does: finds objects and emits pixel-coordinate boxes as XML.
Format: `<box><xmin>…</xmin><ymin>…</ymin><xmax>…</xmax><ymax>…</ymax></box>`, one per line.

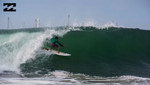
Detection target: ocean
<box><xmin>0</xmin><ymin>26</ymin><xmax>150</xmax><ymax>85</ymax></box>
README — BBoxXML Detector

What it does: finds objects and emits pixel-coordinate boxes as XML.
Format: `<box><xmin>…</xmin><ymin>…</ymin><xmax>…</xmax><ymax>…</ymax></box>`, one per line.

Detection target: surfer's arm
<box><xmin>57</xmin><ymin>41</ymin><xmax>64</xmax><ymax>47</ymax></box>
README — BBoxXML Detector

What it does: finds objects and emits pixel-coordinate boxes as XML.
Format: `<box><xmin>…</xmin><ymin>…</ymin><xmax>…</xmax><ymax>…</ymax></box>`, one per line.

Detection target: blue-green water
<box><xmin>0</xmin><ymin>27</ymin><xmax>150</xmax><ymax>85</ymax></box>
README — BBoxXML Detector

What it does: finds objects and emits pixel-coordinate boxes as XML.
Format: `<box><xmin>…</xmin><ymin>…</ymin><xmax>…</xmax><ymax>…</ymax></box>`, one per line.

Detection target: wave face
<box><xmin>20</xmin><ymin>27</ymin><xmax>150</xmax><ymax>77</ymax></box>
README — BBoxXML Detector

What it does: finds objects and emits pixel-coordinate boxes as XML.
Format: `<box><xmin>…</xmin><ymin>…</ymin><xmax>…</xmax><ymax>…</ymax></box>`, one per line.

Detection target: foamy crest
<box><xmin>100</xmin><ymin>21</ymin><xmax>117</xmax><ymax>28</ymax></box>
<box><xmin>72</xmin><ymin>20</ymin><xmax>96</xmax><ymax>27</ymax></box>
<box><xmin>0</xmin><ymin>28</ymin><xmax>70</xmax><ymax>73</ymax></box>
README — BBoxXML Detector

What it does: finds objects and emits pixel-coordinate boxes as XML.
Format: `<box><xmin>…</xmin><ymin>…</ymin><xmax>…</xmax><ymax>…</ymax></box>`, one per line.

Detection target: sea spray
<box><xmin>0</xmin><ymin>28</ymin><xmax>70</xmax><ymax>73</ymax></box>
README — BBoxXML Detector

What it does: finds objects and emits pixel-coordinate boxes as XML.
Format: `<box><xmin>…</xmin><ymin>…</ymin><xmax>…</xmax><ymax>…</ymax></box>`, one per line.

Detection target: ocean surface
<box><xmin>0</xmin><ymin>26</ymin><xmax>150</xmax><ymax>85</ymax></box>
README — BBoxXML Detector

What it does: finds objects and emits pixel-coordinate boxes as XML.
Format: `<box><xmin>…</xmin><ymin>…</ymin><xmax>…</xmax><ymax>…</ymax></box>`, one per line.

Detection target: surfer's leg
<box><xmin>57</xmin><ymin>46</ymin><xmax>59</xmax><ymax>53</ymax></box>
<box><xmin>49</xmin><ymin>47</ymin><xmax>52</xmax><ymax>50</ymax></box>
<box><xmin>49</xmin><ymin>47</ymin><xmax>52</xmax><ymax>51</ymax></box>
<box><xmin>58</xmin><ymin>47</ymin><xmax>60</xmax><ymax>53</ymax></box>
<box><xmin>55</xmin><ymin>45</ymin><xmax>59</xmax><ymax>53</ymax></box>
<box><xmin>49</xmin><ymin>43</ymin><xmax>54</xmax><ymax>51</ymax></box>
<box><xmin>44</xmin><ymin>49</ymin><xmax>48</xmax><ymax>51</ymax></box>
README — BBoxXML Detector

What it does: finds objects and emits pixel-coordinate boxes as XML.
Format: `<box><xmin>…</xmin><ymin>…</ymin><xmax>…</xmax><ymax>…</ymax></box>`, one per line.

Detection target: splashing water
<box><xmin>0</xmin><ymin>28</ymin><xmax>70</xmax><ymax>73</ymax></box>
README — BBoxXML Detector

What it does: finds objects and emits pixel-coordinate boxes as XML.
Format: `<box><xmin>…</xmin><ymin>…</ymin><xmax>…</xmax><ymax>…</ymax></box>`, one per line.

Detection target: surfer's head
<box><xmin>55</xmin><ymin>36</ymin><xmax>59</xmax><ymax>39</ymax></box>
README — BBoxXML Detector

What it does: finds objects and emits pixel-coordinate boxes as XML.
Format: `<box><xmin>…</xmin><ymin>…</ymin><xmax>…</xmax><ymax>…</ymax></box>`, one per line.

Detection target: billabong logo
<box><xmin>3</xmin><ymin>3</ymin><xmax>16</xmax><ymax>12</ymax></box>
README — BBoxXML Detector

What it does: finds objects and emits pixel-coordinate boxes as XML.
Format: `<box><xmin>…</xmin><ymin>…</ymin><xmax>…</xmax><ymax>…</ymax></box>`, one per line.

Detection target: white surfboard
<box><xmin>44</xmin><ymin>49</ymin><xmax>71</xmax><ymax>56</ymax></box>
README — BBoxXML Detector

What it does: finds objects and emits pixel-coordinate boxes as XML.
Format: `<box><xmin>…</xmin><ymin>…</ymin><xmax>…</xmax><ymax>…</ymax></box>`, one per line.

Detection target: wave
<box><xmin>17</xmin><ymin>27</ymin><xmax>150</xmax><ymax>78</ymax></box>
<box><xmin>0</xmin><ymin>26</ymin><xmax>150</xmax><ymax>78</ymax></box>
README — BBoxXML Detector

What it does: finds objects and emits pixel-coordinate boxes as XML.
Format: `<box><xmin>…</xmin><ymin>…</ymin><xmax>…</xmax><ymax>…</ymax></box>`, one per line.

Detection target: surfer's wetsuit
<box><xmin>50</xmin><ymin>38</ymin><xmax>64</xmax><ymax>48</ymax></box>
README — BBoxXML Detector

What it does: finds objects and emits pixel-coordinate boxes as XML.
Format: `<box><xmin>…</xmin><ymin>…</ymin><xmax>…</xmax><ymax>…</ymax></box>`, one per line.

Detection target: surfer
<box><xmin>46</xmin><ymin>36</ymin><xmax>65</xmax><ymax>53</ymax></box>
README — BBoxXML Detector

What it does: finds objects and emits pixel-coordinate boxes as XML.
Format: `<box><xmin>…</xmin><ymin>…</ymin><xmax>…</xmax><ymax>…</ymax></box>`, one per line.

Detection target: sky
<box><xmin>0</xmin><ymin>0</ymin><xmax>150</xmax><ymax>29</ymax></box>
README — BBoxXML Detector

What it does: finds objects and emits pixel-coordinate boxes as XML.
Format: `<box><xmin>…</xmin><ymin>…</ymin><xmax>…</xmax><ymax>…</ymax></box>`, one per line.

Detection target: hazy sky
<box><xmin>0</xmin><ymin>0</ymin><xmax>150</xmax><ymax>29</ymax></box>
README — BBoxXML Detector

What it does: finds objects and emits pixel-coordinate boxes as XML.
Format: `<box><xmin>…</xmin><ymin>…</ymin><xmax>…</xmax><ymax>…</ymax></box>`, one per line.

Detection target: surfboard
<box><xmin>44</xmin><ymin>49</ymin><xmax>71</xmax><ymax>56</ymax></box>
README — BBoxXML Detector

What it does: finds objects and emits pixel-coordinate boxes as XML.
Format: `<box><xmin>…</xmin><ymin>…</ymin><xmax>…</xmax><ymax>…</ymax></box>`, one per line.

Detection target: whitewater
<box><xmin>0</xmin><ymin>27</ymin><xmax>150</xmax><ymax>85</ymax></box>
<box><xmin>0</xmin><ymin>28</ymin><xmax>69</xmax><ymax>72</ymax></box>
